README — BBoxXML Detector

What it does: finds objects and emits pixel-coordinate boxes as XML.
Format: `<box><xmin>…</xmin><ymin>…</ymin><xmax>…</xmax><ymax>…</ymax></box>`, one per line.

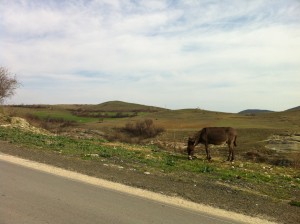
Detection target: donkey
<box><xmin>187</xmin><ymin>127</ymin><xmax>237</xmax><ymax>161</ymax></box>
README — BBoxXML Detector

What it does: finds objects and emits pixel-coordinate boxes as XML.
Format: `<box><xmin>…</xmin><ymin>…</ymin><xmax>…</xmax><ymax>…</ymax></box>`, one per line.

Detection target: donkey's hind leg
<box><xmin>227</xmin><ymin>141</ymin><xmax>234</xmax><ymax>161</ymax></box>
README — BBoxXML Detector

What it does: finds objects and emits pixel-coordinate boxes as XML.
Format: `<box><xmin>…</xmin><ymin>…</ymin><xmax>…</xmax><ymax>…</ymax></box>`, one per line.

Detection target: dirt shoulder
<box><xmin>1</xmin><ymin>141</ymin><xmax>299</xmax><ymax>224</ymax></box>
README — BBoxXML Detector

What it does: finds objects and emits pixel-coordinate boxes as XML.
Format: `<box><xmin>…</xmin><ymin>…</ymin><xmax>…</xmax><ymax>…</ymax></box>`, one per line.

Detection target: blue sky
<box><xmin>1</xmin><ymin>0</ymin><xmax>299</xmax><ymax>112</ymax></box>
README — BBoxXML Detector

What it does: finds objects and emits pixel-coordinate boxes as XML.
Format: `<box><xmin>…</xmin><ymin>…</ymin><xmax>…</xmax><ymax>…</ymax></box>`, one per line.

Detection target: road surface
<box><xmin>0</xmin><ymin>154</ymin><xmax>272</xmax><ymax>224</ymax></box>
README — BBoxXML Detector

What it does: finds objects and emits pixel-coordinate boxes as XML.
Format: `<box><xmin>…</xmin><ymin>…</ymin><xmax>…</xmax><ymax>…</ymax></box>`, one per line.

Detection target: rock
<box><xmin>90</xmin><ymin>154</ymin><xmax>99</xmax><ymax>158</ymax></box>
<box><xmin>1</xmin><ymin>116</ymin><xmax>52</xmax><ymax>136</ymax></box>
<box><xmin>265</xmin><ymin>134</ymin><xmax>300</xmax><ymax>152</ymax></box>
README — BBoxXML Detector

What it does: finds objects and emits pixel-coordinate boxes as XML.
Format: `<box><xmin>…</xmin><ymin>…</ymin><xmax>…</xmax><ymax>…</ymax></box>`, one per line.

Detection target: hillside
<box><xmin>46</xmin><ymin>101</ymin><xmax>167</xmax><ymax>112</ymax></box>
<box><xmin>238</xmin><ymin>109</ymin><xmax>274</xmax><ymax>115</ymax></box>
<box><xmin>286</xmin><ymin>106</ymin><xmax>300</xmax><ymax>111</ymax></box>
<box><xmin>96</xmin><ymin>101</ymin><xmax>167</xmax><ymax>112</ymax></box>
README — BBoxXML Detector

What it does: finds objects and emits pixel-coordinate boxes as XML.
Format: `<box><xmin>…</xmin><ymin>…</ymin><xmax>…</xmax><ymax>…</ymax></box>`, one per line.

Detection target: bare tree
<box><xmin>0</xmin><ymin>67</ymin><xmax>20</xmax><ymax>104</ymax></box>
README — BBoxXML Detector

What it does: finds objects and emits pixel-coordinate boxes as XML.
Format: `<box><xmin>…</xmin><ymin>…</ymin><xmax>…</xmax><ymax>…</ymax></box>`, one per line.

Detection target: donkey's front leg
<box><xmin>205</xmin><ymin>144</ymin><xmax>211</xmax><ymax>161</ymax></box>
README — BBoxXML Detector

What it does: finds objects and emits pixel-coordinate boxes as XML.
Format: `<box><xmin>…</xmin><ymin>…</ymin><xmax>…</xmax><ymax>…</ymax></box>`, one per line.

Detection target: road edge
<box><xmin>0</xmin><ymin>152</ymin><xmax>277</xmax><ymax>224</ymax></box>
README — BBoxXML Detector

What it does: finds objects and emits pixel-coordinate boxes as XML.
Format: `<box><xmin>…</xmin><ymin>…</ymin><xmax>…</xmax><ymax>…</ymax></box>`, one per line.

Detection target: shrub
<box><xmin>123</xmin><ymin>119</ymin><xmax>164</xmax><ymax>138</ymax></box>
<box><xmin>25</xmin><ymin>113</ymin><xmax>76</xmax><ymax>131</ymax></box>
<box><xmin>272</xmin><ymin>158</ymin><xmax>293</xmax><ymax>167</ymax></box>
<box><xmin>245</xmin><ymin>151</ymin><xmax>268</xmax><ymax>163</ymax></box>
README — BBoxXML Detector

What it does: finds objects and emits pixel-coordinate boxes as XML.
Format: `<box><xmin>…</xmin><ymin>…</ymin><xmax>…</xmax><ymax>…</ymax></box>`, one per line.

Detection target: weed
<box><xmin>165</xmin><ymin>155</ymin><xmax>176</xmax><ymax>166</ymax></box>
<box><xmin>99</xmin><ymin>148</ymin><xmax>113</xmax><ymax>158</ymax></box>
<box><xmin>201</xmin><ymin>166</ymin><xmax>214</xmax><ymax>173</ymax></box>
<box><xmin>289</xmin><ymin>200</ymin><xmax>300</xmax><ymax>207</ymax></box>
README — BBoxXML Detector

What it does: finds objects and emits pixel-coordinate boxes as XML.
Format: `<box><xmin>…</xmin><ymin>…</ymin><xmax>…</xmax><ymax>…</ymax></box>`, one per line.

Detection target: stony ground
<box><xmin>1</xmin><ymin>141</ymin><xmax>299</xmax><ymax>224</ymax></box>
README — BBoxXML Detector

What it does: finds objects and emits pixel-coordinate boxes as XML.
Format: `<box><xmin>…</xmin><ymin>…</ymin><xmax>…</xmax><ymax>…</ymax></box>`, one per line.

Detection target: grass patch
<box><xmin>32</xmin><ymin>110</ymin><xmax>97</xmax><ymax>123</ymax></box>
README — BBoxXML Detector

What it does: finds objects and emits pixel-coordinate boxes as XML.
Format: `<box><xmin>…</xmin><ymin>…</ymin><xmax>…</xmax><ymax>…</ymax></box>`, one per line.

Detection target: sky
<box><xmin>1</xmin><ymin>0</ymin><xmax>299</xmax><ymax>113</ymax></box>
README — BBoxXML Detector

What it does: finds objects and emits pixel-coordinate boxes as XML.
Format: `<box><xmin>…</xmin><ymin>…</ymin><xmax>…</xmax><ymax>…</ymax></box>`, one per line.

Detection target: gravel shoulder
<box><xmin>1</xmin><ymin>140</ymin><xmax>299</xmax><ymax>224</ymax></box>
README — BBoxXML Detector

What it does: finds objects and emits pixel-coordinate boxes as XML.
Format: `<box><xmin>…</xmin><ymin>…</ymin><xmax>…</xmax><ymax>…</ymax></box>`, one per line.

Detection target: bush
<box><xmin>124</xmin><ymin>119</ymin><xmax>164</xmax><ymax>138</ymax></box>
<box><xmin>25</xmin><ymin>113</ymin><xmax>76</xmax><ymax>131</ymax></box>
<box><xmin>245</xmin><ymin>151</ymin><xmax>268</xmax><ymax>163</ymax></box>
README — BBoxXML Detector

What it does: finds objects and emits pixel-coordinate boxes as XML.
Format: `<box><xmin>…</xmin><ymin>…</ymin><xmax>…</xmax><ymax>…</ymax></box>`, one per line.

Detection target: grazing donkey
<box><xmin>187</xmin><ymin>127</ymin><xmax>237</xmax><ymax>161</ymax></box>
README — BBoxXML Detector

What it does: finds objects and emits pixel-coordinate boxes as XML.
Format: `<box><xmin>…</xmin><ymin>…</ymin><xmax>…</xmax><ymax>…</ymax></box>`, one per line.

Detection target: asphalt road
<box><xmin>0</xmin><ymin>159</ymin><xmax>247</xmax><ymax>224</ymax></box>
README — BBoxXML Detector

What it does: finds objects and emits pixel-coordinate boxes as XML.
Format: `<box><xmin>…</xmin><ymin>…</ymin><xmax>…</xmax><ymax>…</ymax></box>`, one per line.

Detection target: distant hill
<box><xmin>31</xmin><ymin>101</ymin><xmax>167</xmax><ymax>113</ymax></box>
<box><xmin>238</xmin><ymin>109</ymin><xmax>274</xmax><ymax>115</ymax></box>
<box><xmin>96</xmin><ymin>101</ymin><xmax>167</xmax><ymax>112</ymax></box>
<box><xmin>285</xmin><ymin>106</ymin><xmax>300</xmax><ymax>111</ymax></box>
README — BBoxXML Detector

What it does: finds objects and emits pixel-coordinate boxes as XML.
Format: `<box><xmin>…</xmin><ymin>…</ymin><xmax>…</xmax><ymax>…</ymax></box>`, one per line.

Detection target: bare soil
<box><xmin>1</xmin><ymin>140</ymin><xmax>299</xmax><ymax>224</ymax></box>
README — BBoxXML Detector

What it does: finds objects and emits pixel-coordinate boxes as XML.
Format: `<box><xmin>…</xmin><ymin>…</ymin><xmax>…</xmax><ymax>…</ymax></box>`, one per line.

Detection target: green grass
<box><xmin>32</xmin><ymin>110</ymin><xmax>98</xmax><ymax>123</ymax></box>
<box><xmin>1</xmin><ymin>126</ymin><xmax>299</xmax><ymax>202</ymax></box>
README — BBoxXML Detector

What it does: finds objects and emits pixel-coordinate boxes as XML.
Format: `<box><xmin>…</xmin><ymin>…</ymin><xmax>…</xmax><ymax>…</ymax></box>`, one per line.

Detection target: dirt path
<box><xmin>1</xmin><ymin>141</ymin><xmax>299</xmax><ymax>224</ymax></box>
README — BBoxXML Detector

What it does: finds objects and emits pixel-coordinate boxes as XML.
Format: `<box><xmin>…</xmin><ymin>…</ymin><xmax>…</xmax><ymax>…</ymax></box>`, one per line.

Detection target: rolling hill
<box><xmin>96</xmin><ymin>101</ymin><xmax>167</xmax><ymax>112</ymax></box>
<box><xmin>285</xmin><ymin>106</ymin><xmax>300</xmax><ymax>111</ymax></box>
<box><xmin>239</xmin><ymin>105</ymin><xmax>300</xmax><ymax>114</ymax></box>
<box><xmin>238</xmin><ymin>109</ymin><xmax>274</xmax><ymax>115</ymax></box>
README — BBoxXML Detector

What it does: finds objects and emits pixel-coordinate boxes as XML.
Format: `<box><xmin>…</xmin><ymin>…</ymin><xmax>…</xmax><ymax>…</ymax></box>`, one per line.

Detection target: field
<box><xmin>3</xmin><ymin>102</ymin><xmax>300</xmax><ymax>161</ymax></box>
<box><xmin>2</xmin><ymin>101</ymin><xmax>300</xmax><ymax>164</ymax></box>
<box><xmin>1</xmin><ymin>101</ymin><xmax>300</xmax><ymax>223</ymax></box>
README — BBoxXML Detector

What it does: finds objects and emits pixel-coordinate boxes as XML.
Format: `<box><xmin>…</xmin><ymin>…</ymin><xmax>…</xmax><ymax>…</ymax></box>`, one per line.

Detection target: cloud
<box><xmin>1</xmin><ymin>0</ymin><xmax>300</xmax><ymax>112</ymax></box>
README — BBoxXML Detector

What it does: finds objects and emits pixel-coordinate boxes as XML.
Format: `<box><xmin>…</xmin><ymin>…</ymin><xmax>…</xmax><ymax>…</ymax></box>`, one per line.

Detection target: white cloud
<box><xmin>1</xmin><ymin>0</ymin><xmax>300</xmax><ymax>112</ymax></box>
